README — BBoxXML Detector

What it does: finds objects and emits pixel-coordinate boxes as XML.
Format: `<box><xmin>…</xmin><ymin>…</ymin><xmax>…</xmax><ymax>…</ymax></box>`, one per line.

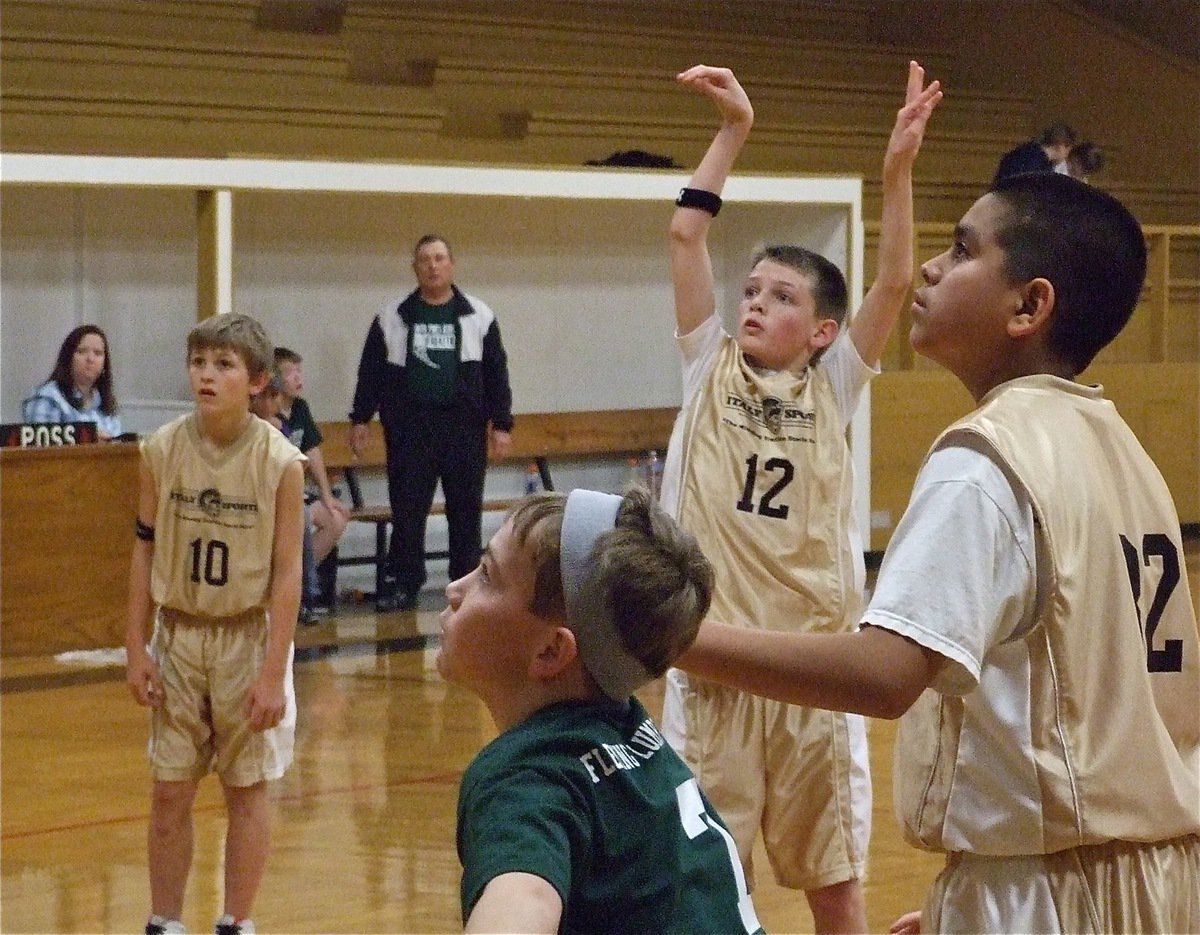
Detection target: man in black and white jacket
<box><xmin>350</xmin><ymin>234</ymin><xmax>514</xmax><ymax>611</ymax></box>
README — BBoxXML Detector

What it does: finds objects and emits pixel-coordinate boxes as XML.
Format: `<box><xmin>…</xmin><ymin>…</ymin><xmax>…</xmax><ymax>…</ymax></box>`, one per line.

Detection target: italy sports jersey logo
<box><xmin>170</xmin><ymin>486</ymin><xmax>260</xmax><ymax>526</ymax></box>
<box><xmin>723</xmin><ymin>393</ymin><xmax>816</xmax><ymax>440</ymax></box>
<box><xmin>197</xmin><ymin>488</ymin><xmax>223</xmax><ymax>518</ymax></box>
<box><xmin>762</xmin><ymin>397</ymin><xmax>784</xmax><ymax>434</ymax></box>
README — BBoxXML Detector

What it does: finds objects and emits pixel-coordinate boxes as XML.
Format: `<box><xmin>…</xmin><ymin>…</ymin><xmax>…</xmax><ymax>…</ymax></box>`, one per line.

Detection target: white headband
<box><xmin>559</xmin><ymin>489</ymin><xmax>654</xmax><ymax>701</ymax></box>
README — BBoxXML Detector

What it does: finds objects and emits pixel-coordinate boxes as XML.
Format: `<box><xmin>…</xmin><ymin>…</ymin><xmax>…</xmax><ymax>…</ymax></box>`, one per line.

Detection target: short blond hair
<box><xmin>187</xmin><ymin>314</ymin><xmax>274</xmax><ymax>378</ymax></box>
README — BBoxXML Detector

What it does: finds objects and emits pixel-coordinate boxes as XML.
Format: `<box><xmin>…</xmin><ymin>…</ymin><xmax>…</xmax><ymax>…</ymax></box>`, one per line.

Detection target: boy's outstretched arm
<box><xmin>669</xmin><ymin>65</ymin><xmax>753</xmax><ymax>338</ymax></box>
<box><xmin>676</xmin><ymin>620</ymin><xmax>943</xmax><ymax>719</ymax></box>
<box><xmin>849</xmin><ymin>61</ymin><xmax>942</xmax><ymax>367</ymax></box>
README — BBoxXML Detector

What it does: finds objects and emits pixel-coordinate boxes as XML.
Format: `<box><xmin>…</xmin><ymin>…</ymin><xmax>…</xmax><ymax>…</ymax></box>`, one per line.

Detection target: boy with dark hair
<box><xmin>661</xmin><ymin>62</ymin><xmax>941</xmax><ymax>931</ymax></box>
<box><xmin>126</xmin><ymin>314</ymin><xmax>307</xmax><ymax>935</ymax></box>
<box><xmin>679</xmin><ymin>172</ymin><xmax>1200</xmax><ymax>932</ymax></box>
<box><xmin>443</xmin><ymin>487</ymin><xmax>763</xmax><ymax>934</ymax></box>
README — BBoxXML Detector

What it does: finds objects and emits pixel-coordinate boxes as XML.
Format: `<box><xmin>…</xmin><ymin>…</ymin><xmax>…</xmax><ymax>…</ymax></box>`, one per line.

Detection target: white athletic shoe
<box><xmin>214</xmin><ymin>915</ymin><xmax>255</xmax><ymax>935</ymax></box>
<box><xmin>145</xmin><ymin>917</ymin><xmax>186</xmax><ymax>935</ymax></box>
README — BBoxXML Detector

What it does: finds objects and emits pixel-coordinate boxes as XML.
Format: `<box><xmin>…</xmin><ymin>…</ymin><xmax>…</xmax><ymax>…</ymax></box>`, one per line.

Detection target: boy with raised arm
<box><xmin>661</xmin><ymin>63</ymin><xmax>941</xmax><ymax>931</ymax></box>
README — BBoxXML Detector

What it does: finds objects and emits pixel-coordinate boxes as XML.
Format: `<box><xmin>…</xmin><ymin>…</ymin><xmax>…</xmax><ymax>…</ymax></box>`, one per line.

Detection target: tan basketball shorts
<box><xmin>663</xmin><ymin>668</ymin><xmax>871</xmax><ymax>891</ymax></box>
<box><xmin>924</xmin><ymin>834</ymin><xmax>1200</xmax><ymax>933</ymax></box>
<box><xmin>147</xmin><ymin>608</ymin><xmax>295</xmax><ymax>786</ymax></box>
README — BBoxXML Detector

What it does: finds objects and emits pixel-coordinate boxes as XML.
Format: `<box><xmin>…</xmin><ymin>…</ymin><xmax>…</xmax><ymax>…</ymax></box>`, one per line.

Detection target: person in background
<box><xmin>249</xmin><ymin>368</ymin><xmax>284</xmax><ymax>431</ymax></box>
<box><xmin>1064</xmin><ymin>140</ymin><xmax>1105</xmax><ymax>182</ymax></box>
<box><xmin>349</xmin><ymin>234</ymin><xmax>514</xmax><ymax>613</ymax></box>
<box><xmin>994</xmin><ymin>122</ymin><xmax>1077</xmax><ymax>182</ymax></box>
<box><xmin>23</xmin><ymin>324</ymin><xmax>122</xmax><ymax>438</ymax></box>
<box><xmin>274</xmin><ymin>347</ymin><xmax>349</xmax><ymax>615</ymax></box>
<box><xmin>251</xmin><ymin>367</ymin><xmax>325</xmax><ymax>625</ymax></box>
<box><xmin>447</xmin><ymin>488</ymin><xmax>762</xmax><ymax>934</ymax></box>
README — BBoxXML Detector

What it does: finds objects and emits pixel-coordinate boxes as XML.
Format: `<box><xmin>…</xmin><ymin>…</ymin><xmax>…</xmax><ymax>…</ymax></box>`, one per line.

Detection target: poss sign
<box><xmin>0</xmin><ymin>422</ymin><xmax>98</xmax><ymax>447</ymax></box>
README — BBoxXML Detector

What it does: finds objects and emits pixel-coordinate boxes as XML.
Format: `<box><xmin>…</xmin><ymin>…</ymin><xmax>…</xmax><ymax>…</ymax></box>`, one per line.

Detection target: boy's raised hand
<box><xmin>885</xmin><ymin>61</ymin><xmax>942</xmax><ymax>170</ymax></box>
<box><xmin>677</xmin><ymin>64</ymin><xmax>753</xmax><ymax>130</ymax></box>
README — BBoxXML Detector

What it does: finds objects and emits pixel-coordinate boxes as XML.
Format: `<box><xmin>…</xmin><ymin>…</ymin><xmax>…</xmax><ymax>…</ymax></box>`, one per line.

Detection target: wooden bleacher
<box><xmin>3</xmin><ymin>0</ymin><xmax>1197</xmax><ymax>225</ymax></box>
<box><xmin>317</xmin><ymin>408</ymin><xmax>678</xmax><ymax>595</ymax></box>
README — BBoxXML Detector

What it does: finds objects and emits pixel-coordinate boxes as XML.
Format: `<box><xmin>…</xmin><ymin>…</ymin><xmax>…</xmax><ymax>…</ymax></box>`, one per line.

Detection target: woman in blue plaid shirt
<box><xmin>23</xmin><ymin>324</ymin><xmax>122</xmax><ymax>438</ymax></box>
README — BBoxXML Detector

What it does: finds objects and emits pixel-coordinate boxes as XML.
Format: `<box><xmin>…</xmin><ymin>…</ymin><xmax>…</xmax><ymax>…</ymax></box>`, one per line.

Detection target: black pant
<box><xmin>382</xmin><ymin>404</ymin><xmax>488</xmax><ymax>594</ymax></box>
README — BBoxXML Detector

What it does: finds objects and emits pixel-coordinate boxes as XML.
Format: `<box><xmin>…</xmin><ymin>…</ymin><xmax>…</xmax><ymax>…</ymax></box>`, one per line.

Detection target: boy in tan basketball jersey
<box><xmin>660</xmin><ymin>63</ymin><xmax>941</xmax><ymax>931</ymax></box>
<box><xmin>679</xmin><ymin>173</ymin><xmax>1200</xmax><ymax>932</ymax></box>
<box><xmin>125</xmin><ymin>314</ymin><xmax>307</xmax><ymax>935</ymax></box>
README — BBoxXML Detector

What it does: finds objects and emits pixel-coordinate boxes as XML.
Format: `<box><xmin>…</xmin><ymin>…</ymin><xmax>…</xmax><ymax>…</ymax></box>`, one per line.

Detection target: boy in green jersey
<box><xmin>441</xmin><ymin>487</ymin><xmax>764</xmax><ymax>934</ymax></box>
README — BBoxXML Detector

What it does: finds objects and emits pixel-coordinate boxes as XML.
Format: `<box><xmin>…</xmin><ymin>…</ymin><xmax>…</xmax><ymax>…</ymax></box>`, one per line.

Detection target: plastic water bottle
<box><xmin>646</xmin><ymin>449</ymin><xmax>663</xmax><ymax>501</ymax></box>
<box><xmin>524</xmin><ymin>462</ymin><xmax>540</xmax><ymax>495</ymax></box>
<box><xmin>626</xmin><ymin>456</ymin><xmax>643</xmax><ymax>491</ymax></box>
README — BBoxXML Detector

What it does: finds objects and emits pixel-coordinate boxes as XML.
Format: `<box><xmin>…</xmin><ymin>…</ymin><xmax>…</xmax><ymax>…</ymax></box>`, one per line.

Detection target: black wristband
<box><xmin>135</xmin><ymin>519</ymin><xmax>156</xmax><ymax>542</ymax></box>
<box><xmin>675</xmin><ymin>187</ymin><xmax>722</xmax><ymax>216</ymax></box>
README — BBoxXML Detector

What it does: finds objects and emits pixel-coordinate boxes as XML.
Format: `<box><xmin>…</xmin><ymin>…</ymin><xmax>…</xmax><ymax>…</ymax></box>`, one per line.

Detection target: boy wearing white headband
<box><xmin>440</xmin><ymin>487</ymin><xmax>763</xmax><ymax>934</ymax></box>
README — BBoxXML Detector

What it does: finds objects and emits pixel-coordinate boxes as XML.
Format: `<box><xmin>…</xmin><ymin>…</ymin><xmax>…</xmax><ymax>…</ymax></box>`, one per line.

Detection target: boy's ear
<box><xmin>529</xmin><ymin>625</ymin><xmax>579</xmax><ymax>682</ymax></box>
<box><xmin>248</xmin><ymin>370</ymin><xmax>270</xmax><ymax>396</ymax></box>
<box><xmin>1007</xmin><ymin>278</ymin><xmax>1055</xmax><ymax>338</ymax></box>
<box><xmin>811</xmin><ymin>318</ymin><xmax>839</xmax><ymax>349</ymax></box>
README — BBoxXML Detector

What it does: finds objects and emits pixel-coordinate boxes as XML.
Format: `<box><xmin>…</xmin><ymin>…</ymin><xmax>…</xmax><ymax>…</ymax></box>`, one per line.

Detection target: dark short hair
<box><xmin>413</xmin><ymin>234</ymin><xmax>452</xmax><ymax>260</ymax></box>
<box><xmin>748</xmin><ymin>245</ymin><xmax>849</xmax><ymax>365</ymax></box>
<box><xmin>49</xmin><ymin>324</ymin><xmax>118</xmax><ymax>415</ymax></box>
<box><xmin>274</xmin><ymin>346</ymin><xmax>302</xmax><ymax>365</ymax></box>
<box><xmin>989</xmin><ymin>172</ymin><xmax>1146</xmax><ymax>372</ymax></box>
<box><xmin>750</xmin><ymin>245</ymin><xmax>849</xmax><ymax>325</ymax></box>
<box><xmin>1068</xmin><ymin>141</ymin><xmax>1105</xmax><ymax>176</ymax></box>
<box><xmin>1039</xmin><ymin>122</ymin><xmax>1077</xmax><ymax>147</ymax></box>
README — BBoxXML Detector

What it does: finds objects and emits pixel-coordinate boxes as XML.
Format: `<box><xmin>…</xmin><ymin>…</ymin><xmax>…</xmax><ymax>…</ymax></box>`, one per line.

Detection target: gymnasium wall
<box><xmin>1</xmin><ymin>0</ymin><xmax>1196</xmax><ymax>545</ymax></box>
<box><xmin>0</xmin><ymin>183</ymin><xmax>853</xmax><ymax>428</ymax></box>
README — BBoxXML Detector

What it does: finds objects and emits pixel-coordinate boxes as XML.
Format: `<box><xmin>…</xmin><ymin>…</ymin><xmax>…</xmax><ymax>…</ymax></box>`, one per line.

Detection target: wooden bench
<box><xmin>318</xmin><ymin>407</ymin><xmax>677</xmax><ymax>597</ymax></box>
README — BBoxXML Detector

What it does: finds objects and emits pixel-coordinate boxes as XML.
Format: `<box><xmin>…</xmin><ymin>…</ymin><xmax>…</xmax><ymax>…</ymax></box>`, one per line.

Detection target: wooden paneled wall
<box><xmin>869</xmin><ymin>365</ymin><xmax>1200</xmax><ymax>550</ymax></box>
<box><xmin>0</xmin><ymin>444</ymin><xmax>139</xmax><ymax>655</ymax></box>
<box><xmin>866</xmin><ymin>220</ymin><xmax>1200</xmax><ymax>548</ymax></box>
